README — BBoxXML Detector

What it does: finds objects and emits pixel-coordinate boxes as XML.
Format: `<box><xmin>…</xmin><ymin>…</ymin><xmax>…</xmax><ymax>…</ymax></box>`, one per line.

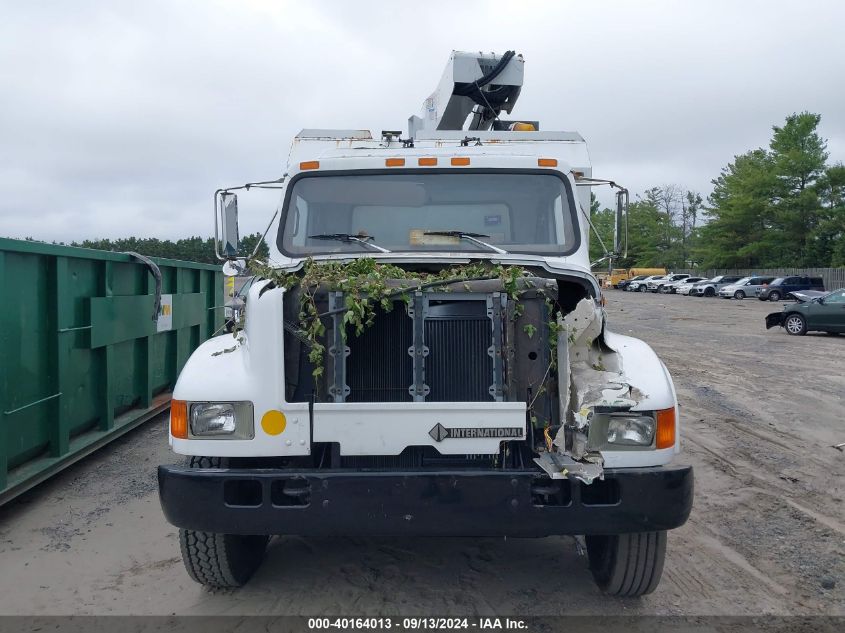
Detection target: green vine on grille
<box><xmin>248</xmin><ymin>258</ymin><xmax>562</xmax><ymax>379</ymax></box>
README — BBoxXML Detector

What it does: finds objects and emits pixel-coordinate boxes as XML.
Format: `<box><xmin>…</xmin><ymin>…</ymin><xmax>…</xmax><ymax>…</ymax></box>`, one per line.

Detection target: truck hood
<box><xmin>266</xmin><ymin>252</ymin><xmax>599</xmax><ymax>292</ymax></box>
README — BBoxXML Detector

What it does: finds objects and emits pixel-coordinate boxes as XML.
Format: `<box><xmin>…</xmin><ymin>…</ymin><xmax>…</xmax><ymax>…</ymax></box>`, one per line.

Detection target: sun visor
<box><xmin>295</xmin><ymin>177</ymin><xmax>427</xmax><ymax>206</ymax></box>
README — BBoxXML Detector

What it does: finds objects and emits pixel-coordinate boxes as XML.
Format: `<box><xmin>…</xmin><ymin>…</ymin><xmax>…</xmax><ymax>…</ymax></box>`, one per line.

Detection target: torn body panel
<box><xmin>539</xmin><ymin>296</ymin><xmax>676</xmax><ymax>483</ymax></box>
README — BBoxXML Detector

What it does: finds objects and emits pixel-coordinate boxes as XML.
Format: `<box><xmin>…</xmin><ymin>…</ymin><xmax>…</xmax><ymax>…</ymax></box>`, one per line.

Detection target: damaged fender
<box><xmin>539</xmin><ymin>298</ymin><xmax>679</xmax><ymax>481</ymax></box>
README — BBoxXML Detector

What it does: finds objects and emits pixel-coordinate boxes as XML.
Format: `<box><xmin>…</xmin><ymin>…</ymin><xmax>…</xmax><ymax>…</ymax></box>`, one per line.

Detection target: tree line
<box><xmin>591</xmin><ymin>112</ymin><xmax>845</xmax><ymax>270</ymax></box>
<box><xmin>19</xmin><ymin>233</ymin><xmax>269</xmax><ymax>264</ymax></box>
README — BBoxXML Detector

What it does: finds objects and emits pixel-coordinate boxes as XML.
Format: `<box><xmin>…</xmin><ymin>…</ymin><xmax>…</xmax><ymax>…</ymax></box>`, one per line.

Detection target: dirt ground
<box><xmin>0</xmin><ymin>290</ymin><xmax>842</xmax><ymax>616</ymax></box>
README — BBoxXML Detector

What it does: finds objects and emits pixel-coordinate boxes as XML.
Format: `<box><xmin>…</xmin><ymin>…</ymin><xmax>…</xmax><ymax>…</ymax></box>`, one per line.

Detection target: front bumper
<box><xmin>158</xmin><ymin>464</ymin><xmax>693</xmax><ymax>537</ymax></box>
<box><xmin>766</xmin><ymin>312</ymin><xmax>785</xmax><ymax>329</ymax></box>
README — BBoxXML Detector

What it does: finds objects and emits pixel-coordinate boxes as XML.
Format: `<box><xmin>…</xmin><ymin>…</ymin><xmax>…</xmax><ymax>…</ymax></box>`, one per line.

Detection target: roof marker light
<box><xmin>385</xmin><ymin>158</ymin><xmax>405</xmax><ymax>167</ymax></box>
<box><xmin>538</xmin><ymin>158</ymin><xmax>558</xmax><ymax>167</ymax></box>
<box><xmin>299</xmin><ymin>161</ymin><xmax>320</xmax><ymax>170</ymax></box>
<box><xmin>418</xmin><ymin>157</ymin><xmax>438</xmax><ymax>166</ymax></box>
<box><xmin>451</xmin><ymin>157</ymin><xmax>471</xmax><ymax>166</ymax></box>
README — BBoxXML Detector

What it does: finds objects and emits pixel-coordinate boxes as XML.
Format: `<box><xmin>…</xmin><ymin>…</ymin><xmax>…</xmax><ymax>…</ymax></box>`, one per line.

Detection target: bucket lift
<box><xmin>408</xmin><ymin>50</ymin><xmax>528</xmax><ymax>136</ymax></box>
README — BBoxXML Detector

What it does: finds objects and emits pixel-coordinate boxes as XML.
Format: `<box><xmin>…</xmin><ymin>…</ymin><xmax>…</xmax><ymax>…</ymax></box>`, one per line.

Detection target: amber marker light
<box><xmin>451</xmin><ymin>157</ymin><xmax>470</xmax><ymax>166</ymax></box>
<box><xmin>656</xmin><ymin>408</ymin><xmax>676</xmax><ymax>449</ymax></box>
<box><xmin>171</xmin><ymin>400</ymin><xmax>188</xmax><ymax>439</ymax></box>
<box><xmin>385</xmin><ymin>158</ymin><xmax>405</xmax><ymax>167</ymax></box>
<box><xmin>418</xmin><ymin>157</ymin><xmax>438</xmax><ymax>166</ymax></box>
<box><xmin>538</xmin><ymin>158</ymin><xmax>558</xmax><ymax>167</ymax></box>
<box><xmin>299</xmin><ymin>161</ymin><xmax>320</xmax><ymax>170</ymax></box>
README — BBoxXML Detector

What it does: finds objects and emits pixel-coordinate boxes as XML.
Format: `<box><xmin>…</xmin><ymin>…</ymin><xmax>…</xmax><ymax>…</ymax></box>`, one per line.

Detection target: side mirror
<box><xmin>614</xmin><ymin>189</ymin><xmax>629</xmax><ymax>257</ymax></box>
<box><xmin>221</xmin><ymin>193</ymin><xmax>240</xmax><ymax>258</ymax></box>
<box><xmin>222</xmin><ymin>258</ymin><xmax>246</xmax><ymax>277</ymax></box>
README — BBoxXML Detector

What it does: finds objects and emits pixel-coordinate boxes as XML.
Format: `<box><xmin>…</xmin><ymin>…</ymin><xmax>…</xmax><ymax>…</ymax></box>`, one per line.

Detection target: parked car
<box><xmin>617</xmin><ymin>274</ymin><xmax>647</xmax><ymax>291</ymax></box>
<box><xmin>608</xmin><ymin>268</ymin><xmax>667</xmax><ymax>288</ymax></box>
<box><xmin>644</xmin><ymin>275</ymin><xmax>669</xmax><ymax>292</ymax></box>
<box><xmin>675</xmin><ymin>277</ymin><xmax>706</xmax><ymax>295</ymax></box>
<box><xmin>718</xmin><ymin>276</ymin><xmax>776</xmax><ymax>300</ymax></box>
<box><xmin>757</xmin><ymin>276</ymin><xmax>825</xmax><ymax>301</ymax></box>
<box><xmin>765</xmin><ymin>288</ymin><xmax>845</xmax><ymax>335</ymax></box>
<box><xmin>628</xmin><ymin>274</ymin><xmax>664</xmax><ymax>292</ymax></box>
<box><xmin>660</xmin><ymin>275</ymin><xmax>703</xmax><ymax>294</ymax></box>
<box><xmin>648</xmin><ymin>273</ymin><xmax>690</xmax><ymax>293</ymax></box>
<box><xmin>689</xmin><ymin>275</ymin><xmax>744</xmax><ymax>297</ymax></box>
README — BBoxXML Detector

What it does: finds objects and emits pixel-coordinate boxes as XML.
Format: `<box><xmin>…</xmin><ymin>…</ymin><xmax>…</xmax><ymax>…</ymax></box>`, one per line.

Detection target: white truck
<box><xmin>158</xmin><ymin>51</ymin><xmax>693</xmax><ymax>596</ymax></box>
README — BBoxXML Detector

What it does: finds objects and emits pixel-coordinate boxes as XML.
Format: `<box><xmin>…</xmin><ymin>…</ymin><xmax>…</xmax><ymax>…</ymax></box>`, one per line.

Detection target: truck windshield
<box><xmin>277</xmin><ymin>171</ymin><xmax>579</xmax><ymax>256</ymax></box>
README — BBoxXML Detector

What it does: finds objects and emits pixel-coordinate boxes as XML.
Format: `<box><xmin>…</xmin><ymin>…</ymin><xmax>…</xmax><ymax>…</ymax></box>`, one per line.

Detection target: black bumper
<box><xmin>158</xmin><ymin>464</ymin><xmax>693</xmax><ymax>537</ymax></box>
<box><xmin>766</xmin><ymin>312</ymin><xmax>785</xmax><ymax>329</ymax></box>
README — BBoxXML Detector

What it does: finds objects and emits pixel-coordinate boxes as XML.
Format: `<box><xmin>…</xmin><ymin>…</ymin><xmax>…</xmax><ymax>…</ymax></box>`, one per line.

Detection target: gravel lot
<box><xmin>0</xmin><ymin>290</ymin><xmax>842</xmax><ymax>616</ymax></box>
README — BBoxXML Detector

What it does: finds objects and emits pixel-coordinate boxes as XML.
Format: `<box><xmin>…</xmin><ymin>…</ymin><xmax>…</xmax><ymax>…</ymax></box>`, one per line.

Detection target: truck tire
<box><xmin>178</xmin><ymin>456</ymin><xmax>269</xmax><ymax>588</ymax></box>
<box><xmin>586</xmin><ymin>531</ymin><xmax>667</xmax><ymax>597</ymax></box>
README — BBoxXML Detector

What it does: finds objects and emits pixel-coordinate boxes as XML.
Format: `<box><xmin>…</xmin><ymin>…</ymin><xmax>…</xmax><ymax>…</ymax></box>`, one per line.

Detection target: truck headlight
<box><xmin>189</xmin><ymin>402</ymin><xmax>254</xmax><ymax>439</ymax></box>
<box><xmin>606</xmin><ymin>415</ymin><xmax>655</xmax><ymax>446</ymax></box>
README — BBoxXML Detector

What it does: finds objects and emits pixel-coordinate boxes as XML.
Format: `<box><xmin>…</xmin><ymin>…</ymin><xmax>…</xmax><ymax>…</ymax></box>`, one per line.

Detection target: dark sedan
<box><xmin>765</xmin><ymin>288</ymin><xmax>845</xmax><ymax>335</ymax></box>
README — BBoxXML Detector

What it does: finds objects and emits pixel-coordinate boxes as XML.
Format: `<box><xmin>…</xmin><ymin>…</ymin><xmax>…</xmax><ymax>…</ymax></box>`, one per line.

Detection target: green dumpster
<box><xmin>0</xmin><ymin>238</ymin><xmax>223</xmax><ymax>505</ymax></box>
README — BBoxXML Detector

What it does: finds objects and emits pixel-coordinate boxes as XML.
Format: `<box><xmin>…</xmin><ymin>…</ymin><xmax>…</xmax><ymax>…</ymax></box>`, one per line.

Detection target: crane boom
<box><xmin>408</xmin><ymin>50</ymin><xmax>525</xmax><ymax>137</ymax></box>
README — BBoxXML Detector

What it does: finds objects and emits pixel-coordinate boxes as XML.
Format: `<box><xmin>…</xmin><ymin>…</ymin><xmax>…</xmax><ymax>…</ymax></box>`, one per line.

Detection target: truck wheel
<box><xmin>178</xmin><ymin>456</ymin><xmax>269</xmax><ymax>588</ymax></box>
<box><xmin>586</xmin><ymin>531</ymin><xmax>667</xmax><ymax>597</ymax></box>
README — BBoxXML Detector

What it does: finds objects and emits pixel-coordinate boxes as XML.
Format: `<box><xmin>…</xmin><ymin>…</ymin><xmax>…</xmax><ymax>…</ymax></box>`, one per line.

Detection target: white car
<box><xmin>647</xmin><ymin>274</ymin><xmax>689</xmax><ymax>293</ymax></box>
<box><xmin>673</xmin><ymin>277</ymin><xmax>707</xmax><ymax>295</ymax></box>
<box><xmin>628</xmin><ymin>274</ymin><xmax>664</xmax><ymax>292</ymax></box>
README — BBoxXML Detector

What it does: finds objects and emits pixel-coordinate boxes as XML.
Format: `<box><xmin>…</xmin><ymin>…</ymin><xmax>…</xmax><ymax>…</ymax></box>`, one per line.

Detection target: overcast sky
<box><xmin>2</xmin><ymin>0</ymin><xmax>844</xmax><ymax>242</ymax></box>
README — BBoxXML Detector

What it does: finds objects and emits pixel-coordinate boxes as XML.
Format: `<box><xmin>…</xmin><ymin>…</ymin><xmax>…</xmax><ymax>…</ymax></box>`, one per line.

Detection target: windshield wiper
<box><xmin>308</xmin><ymin>233</ymin><xmax>392</xmax><ymax>253</ymax></box>
<box><xmin>423</xmin><ymin>231</ymin><xmax>508</xmax><ymax>254</ymax></box>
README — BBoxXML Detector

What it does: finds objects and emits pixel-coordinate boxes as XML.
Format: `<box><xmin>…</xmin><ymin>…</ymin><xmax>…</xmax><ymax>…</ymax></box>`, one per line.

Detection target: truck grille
<box><xmin>346</xmin><ymin>307</ymin><xmax>413</xmax><ymax>402</ymax></box>
<box><xmin>425</xmin><ymin>314</ymin><xmax>493</xmax><ymax>402</ymax></box>
<box><xmin>337</xmin><ymin>295</ymin><xmax>503</xmax><ymax>403</ymax></box>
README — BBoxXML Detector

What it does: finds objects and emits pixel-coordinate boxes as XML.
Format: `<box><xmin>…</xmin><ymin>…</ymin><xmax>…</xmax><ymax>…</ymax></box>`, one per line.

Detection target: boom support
<box><xmin>408</xmin><ymin>50</ymin><xmax>525</xmax><ymax>136</ymax></box>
